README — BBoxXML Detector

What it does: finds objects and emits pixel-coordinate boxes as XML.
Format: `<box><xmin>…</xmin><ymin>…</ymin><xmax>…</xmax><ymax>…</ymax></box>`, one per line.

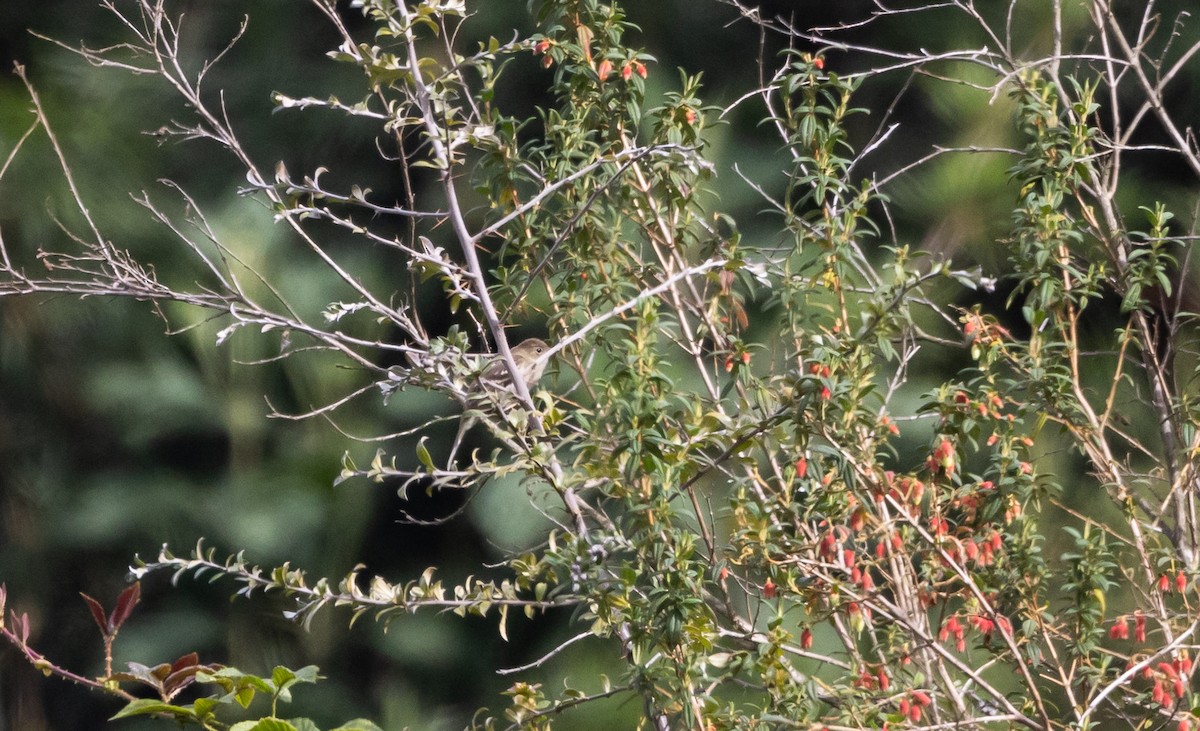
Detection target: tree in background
<box><xmin>3</xmin><ymin>0</ymin><xmax>1200</xmax><ymax>729</ymax></box>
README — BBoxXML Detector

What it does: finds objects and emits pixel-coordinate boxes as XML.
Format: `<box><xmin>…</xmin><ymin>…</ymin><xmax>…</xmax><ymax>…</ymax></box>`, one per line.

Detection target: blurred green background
<box><xmin>1</xmin><ymin>1</ymin><xmax>1198</xmax><ymax>729</ymax></box>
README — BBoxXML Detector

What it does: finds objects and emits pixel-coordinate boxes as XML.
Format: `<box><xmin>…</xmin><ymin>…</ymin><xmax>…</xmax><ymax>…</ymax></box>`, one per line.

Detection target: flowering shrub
<box><xmin>3</xmin><ymin>1</ymin><xmax>1200</xmax><ymax>729</ymax></box>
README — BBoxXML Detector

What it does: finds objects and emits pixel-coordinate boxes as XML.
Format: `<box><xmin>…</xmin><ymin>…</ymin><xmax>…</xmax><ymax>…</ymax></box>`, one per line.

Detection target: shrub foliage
<box><xmin>4</xmin><ymin>1</ymin><xmax>1200</xmax><ymax>729</ymax></box>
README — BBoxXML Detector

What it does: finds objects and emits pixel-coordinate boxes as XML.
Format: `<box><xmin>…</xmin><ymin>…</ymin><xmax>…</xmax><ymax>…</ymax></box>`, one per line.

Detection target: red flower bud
<box><xmin>849</xmin><ymin>508</ymin><xmax>866</xmax><ymax>532</ymax></box>
<box><xmin>1108</xmin><ymin>618</ymin><xmax>1129</xmax><ymax>640</ymax></box>
<box><xmin>964</xmin><ymin>540</ymin><xmax>979</xmax><ymax>562</ymax></box>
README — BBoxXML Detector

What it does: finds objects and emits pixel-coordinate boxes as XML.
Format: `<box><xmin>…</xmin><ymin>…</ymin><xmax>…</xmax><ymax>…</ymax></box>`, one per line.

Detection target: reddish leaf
<box><xmin>80</xmin><ymin>593</ymin><xmax>110</xmax><ymax>635</ymax></box>
<box><xmin>169</xmin><ymin>652</ymin><xmax>200</xmax><ymax>675</ymax></box>
<box><xmin>12</xmin><ymin>611</ymin><xmax>30</xmax><ymax>645</ymax></box>
<box><xmin>163</xmin><ymin>665</ymin><xmax>202</xmax><ymax>695</ymax></box>
<box><xmin>109</xmin><ymin>582</ymin><xmax>141</xmax><ymax>631</ymax></box>
<box><xmin>163</xmin><ymin>654</ymin><xmax>208</xmax><ymax>699</ymax></box>
<box><xmin>110</xmin><ymin>662</ymin><xmax>165</xmax><ymax>693</ymax></box>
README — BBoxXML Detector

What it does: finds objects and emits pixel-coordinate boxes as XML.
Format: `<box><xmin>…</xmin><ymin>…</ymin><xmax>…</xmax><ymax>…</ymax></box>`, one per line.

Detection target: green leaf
<box><xmin>110</xmin><ymin>699</ymin><xmax>195</xmax><ymax>720</ymax></box>
<box><xmin>230</xmin><ymin>719</ymin><xmax>298</xmax><ymax>731</ymax></box>
<box><xmin>416</xmin><ymin>438</ymin><xmax>434</xmax><ymax>471</ymax></box>
<box><xmin>235</xmin><ymin>686</ymin><xmax>257</xmax><ymax>708</ymax></box>
<box><xmin>330</xmin><ymin>721</ymin><xmax>386</xmax><ymax>731</ymax></box>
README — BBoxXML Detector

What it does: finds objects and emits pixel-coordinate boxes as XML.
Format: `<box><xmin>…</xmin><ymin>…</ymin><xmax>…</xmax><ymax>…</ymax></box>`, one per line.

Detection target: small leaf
<box><xmin>330</xmin><ymin>721</ymin><xmax>385</xmax><ymax>731</ymax></box>
<box><xmin>109</xmin><ymin>582</ymin><xmax>141</xmax><ymax>631</ymax></box>
<box><xmin>271</xmin><ymin>665</ymin><xmax>297</xmax><ymax>690</ymax></box>
<box><xmin>234</xmin><ymin>686</ymin><xmax>256</xmax><ymax>709</ymax></box>
<box><xmin>110</xmin><ymin>699</ymin><xmax>192</xmax><ymax>720</ymax></box>
<box><xmin>231</xmin><ymin>720</ymin><xmax>298</xmax><ymax>731</ymax></box>
<box><xmin>415</xmin><ymin>438</ymin><xmax>434</xmax><ymax>471</ymax></box>
<box><xmin>80</xmin><ymin>593</ymin><xmax>110</xmax><ymax>635</ymax></box>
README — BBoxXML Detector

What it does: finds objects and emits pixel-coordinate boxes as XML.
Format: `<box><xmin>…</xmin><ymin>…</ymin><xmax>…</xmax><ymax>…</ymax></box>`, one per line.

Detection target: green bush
<box><xmin>4</xmin><ymin>1</ymin><xmax>1200</xmax><ymax>729</ymax></box>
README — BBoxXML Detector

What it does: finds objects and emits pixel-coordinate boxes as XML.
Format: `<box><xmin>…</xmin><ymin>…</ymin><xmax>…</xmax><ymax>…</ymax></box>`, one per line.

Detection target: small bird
<box><xmin>446</xmin><ymin>338</ymin><xmax>550</xmax><ymax>468</ymax></box>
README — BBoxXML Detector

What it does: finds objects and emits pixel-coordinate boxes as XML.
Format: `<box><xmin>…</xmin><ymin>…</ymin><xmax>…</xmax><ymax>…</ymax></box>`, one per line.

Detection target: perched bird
<box><xmin>446</xmin><ymin>338</ymin><xmax>550</xmax><ymax>468</ymax></box>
